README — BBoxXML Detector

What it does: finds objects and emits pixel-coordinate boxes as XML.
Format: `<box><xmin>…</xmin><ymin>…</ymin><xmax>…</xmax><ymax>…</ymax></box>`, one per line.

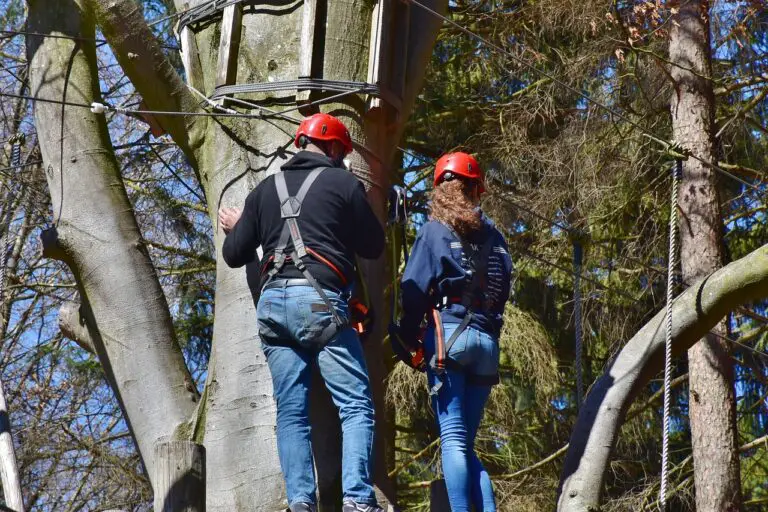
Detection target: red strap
<box><xmin>306</xmin><ymin>248</ymin><xmax>348</xmax><ymax>287</ymax></box>
<box><xmin>350</xmin><ymin>298</ymin><xmax>369</xmax><ymax>315</ymax></box>
<box><xmin>432</xmin><ymin>308</ymin><xmax>445</xmax><ymax>372</ymax></box>
<box><xmin>260</xmin><ymin>254</ymin><xmax>275</xmax><ymax>274</ymax></box>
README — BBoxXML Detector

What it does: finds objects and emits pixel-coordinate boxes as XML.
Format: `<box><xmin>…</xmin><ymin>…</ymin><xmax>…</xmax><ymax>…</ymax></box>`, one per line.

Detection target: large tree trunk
<box><xmin>88</xmin><ymin>0</ymin><xmax>445</xmax><ymax>509</ymax></box>
<box><xmin>670</xmin><ymin>2</ymin><xmax>742</xmax><ymax>510</ymax></box>
<box><xmin>26</xmin><ymin>0</ymin><xmax>198</xmax><ymax>486</ymax></box>
<box><xmin>556</xmin><ymin>243</ymin><xmax>768</xmax><ymax>511</ymax></box>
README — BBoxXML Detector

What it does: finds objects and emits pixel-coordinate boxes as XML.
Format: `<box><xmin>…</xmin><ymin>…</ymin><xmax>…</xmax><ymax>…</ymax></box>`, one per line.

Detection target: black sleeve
<box><xmin>350</xmin><ymin>181</ymin><xmax>385</xmax><ymax>259</ymax></box>
<box><xmin>222</xmin><ymin>190</ymin><xmax>261</xmax><ymax>268</ymax></box>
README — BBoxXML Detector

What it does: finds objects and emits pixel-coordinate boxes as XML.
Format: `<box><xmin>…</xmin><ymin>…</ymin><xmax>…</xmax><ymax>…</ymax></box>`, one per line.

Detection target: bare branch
<box><xmin>58</xmin><ymin>302</ymin><xmax>94</xmax><ymax>354</ymax></box>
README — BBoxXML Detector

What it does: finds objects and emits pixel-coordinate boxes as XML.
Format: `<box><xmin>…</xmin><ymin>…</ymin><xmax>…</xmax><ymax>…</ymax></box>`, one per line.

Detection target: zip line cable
<box><xmin>148</xmin><ymin>3</ymin><xmax>205</xmax><ymax>27</ymax></box>
<box><xmin>403</xmin><ymin>0</ymin><xmax>764</xmax><ymax>194</ymax></box>
<box><xmin>0</xmin><ymin>91</ymin><xmax>264</xmax><ymax>118</ymax></box>
<box><xmin>0</xmin><ymin>29</ymin><xmax>179</xmax><ymax>50</ymax></box>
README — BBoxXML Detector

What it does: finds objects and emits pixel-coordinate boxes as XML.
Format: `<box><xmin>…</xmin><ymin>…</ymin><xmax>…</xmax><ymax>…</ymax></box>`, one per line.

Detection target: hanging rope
<box><xmin>573</xmin><ymin>240</ymin><xmax>584</xmax><ymax>409</ymax></box>
<box><xmin>0</xmin><ymin>137</ymin><xmax>23</xmax><ymax>306</ymax></box>
<box><xmin>660</xmin><ymin>159</ymin><xmax>681</xmax><ymax>509</ymax></box>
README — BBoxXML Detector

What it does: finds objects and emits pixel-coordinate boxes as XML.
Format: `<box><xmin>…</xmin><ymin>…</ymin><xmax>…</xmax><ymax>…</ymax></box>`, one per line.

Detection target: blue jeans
<box><xmin>257</xmin><ymin>285</ymin><xmax>377</xmax><ymax>507</ymax></box>
<box><xmin>425</xmin><ymin>323</ymin><xmax>499</xmax><ymax>512</ymax></box>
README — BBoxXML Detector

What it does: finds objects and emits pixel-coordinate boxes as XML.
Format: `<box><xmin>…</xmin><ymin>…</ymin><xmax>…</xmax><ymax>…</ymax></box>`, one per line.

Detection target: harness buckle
<box><xmin>280</xmin><ymin>197</ymin><xmax>302</xmax><ymax>219</ymax></box>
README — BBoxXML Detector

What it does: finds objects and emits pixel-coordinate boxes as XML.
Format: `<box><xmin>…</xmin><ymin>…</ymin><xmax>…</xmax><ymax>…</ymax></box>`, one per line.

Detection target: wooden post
<box><xmin>215</xmin><ymin>3</ymin><xmax>243</xmax><ymax>106</ymax></box>
<box><xmin>0</xmin><ymin>377</ymin><xmax>24</xmax><ymax>512</ymax></box>
<box><xmin>179</xmin><ymin>27</ymin><xmax>205</xmax><ymax>93</ymax></box>
<box><xmin>366</xmin><ymin>0</ymin><xmax>389</xmax><ymax>111</ymax></box>
<box><xmin>297</xmin><ymin>0</ymin><xmax>318</xmax><ymax>110</ymax></box>
<box><xmin>389</xmin><ymin>0</ymin><xmax>409</xmax><ymax>117</ymax></box>
<box><xmin>153</xmin><ymin>440</ymin><xmax>205</xmax><ymax>512</ymax></box>
<box><xmin>174</xmin><ymin>3</ymin><xmax>205</xmax><ymax>92</ymax></box>
<box><xmin>429</xmin><ymin>479</ymin><xmax>450</xmax><ymax>512</ymax></box>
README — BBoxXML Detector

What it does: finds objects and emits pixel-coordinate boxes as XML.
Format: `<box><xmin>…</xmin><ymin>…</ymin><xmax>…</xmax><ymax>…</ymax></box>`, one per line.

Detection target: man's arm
<box><xmin>350</xmin><ymin>181</ymin><xmax>385</xmax><ymax>259</ymax></box>
<box><xmin>221</xmin><ymin>191</ymin><xmax>261</xmax><ymax>268</ymax></box>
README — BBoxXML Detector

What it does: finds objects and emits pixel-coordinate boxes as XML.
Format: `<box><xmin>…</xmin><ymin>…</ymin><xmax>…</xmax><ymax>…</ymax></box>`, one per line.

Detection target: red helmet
<box><xmin>294</xmin><ymin>113</ymin><xmax>353</xmax><ymax>156</ymax></box>
<box><xmin>434</xmin><ymin>152</ymin><xmax>485</xmax><ymax>193</ymax></box>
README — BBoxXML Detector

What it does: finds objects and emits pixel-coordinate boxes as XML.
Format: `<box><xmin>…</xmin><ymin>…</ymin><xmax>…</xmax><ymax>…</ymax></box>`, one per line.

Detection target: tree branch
<box><xmin>89</xmin><ymin>0</ymin><xmax>205</xmax><ymax>170</ymax></box>
<box><xmin>58</xmin><ymin>301</ymin><xmax>94</xmax><ymax>354</ymax></box>
<box><xmin>557</xmin><ymin>243</ymin><xmax>768</xmax><ymax>511</ymax></box>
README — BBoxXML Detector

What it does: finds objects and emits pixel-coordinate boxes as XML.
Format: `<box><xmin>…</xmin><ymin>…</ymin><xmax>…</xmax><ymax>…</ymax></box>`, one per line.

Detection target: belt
<box><xmin>263</xmin><ymin>278</ymin><xmax>314</xmax><ymax>290</ymax></box>
<box><xmin>262</xmin><ymin>278</ymin><xmax>342</xmax><ymax>295</ymax></box>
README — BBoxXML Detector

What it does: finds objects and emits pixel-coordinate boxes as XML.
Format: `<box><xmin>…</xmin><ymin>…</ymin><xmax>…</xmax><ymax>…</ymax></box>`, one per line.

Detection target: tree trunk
<box><xmin>670</xmin><ymin>2</ymin><xmax>742</xmax><ymax>510</ymax></box>
<box><xmin>26</xmin><ymin>0</ymin><xmax>198</xmax><ymax>485</ymax></box>
<box><xmin>557</xmin><ymin>243</ymin><xmax>768</xmax><ymax>511</ymax></box>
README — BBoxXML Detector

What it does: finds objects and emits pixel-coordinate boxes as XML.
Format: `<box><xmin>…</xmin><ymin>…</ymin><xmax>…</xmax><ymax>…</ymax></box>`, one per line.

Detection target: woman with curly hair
<box><xmin>391</xmin><ymin>152</ymin><xmax>514</xmax><ymax>511</ymax></box>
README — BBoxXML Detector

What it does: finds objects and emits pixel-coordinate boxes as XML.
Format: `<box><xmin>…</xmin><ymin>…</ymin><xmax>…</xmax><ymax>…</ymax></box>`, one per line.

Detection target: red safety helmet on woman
<box><xmin>433</xmin><ymin>152</ymin><xmax>485</xmax><ymax>194</ymax></box>
<box><xmin>294</xmin><ymin>113</ymin><xmax>354</xmax><ymax>156</ymax></box>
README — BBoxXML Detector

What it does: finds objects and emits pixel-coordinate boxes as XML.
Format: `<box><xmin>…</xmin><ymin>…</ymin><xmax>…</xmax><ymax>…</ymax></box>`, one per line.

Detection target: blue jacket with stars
<box><xmin>398</xmin><ymin>215</ymin><xmax>514</xmax><ymax>343</ymax></box>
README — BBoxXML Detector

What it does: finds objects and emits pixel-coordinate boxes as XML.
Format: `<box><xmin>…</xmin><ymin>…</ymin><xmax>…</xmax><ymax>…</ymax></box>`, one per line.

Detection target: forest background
<box><xmin>0</xmin><ymin>0</ymin><xmax>766</xmax><ymax>510</ymax></box>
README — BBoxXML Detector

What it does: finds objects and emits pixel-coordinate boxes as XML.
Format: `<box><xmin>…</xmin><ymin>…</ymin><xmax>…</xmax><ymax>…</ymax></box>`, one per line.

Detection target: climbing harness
<box><xmin>660</xmin><ymin>159</ymin><xmax>682</xmax><ymax>509</ymax></box>
<box><xmin>261</xmin><ymin>168</ymin><xmax>354</xmax><ymax>345</ymax></box>
<box><xmin>389</xmin><ymin>185</ymin><xmax>409</xmax><ymax>264</ymax></box>
<box><xmin>428</xmin><ymin>227</ymin><xmax>496</xmax><ymax>395</ymax></box>
<box><xmin>350</xmin><ymin>261</ymin><xmax>374</xmax><ymax>340</ymax></box>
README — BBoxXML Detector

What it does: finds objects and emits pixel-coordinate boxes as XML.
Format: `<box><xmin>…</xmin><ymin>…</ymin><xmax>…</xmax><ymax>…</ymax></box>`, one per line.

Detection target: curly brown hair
<box><xmin>429</xmin><ymin>179</ymin><xmax>483</xmax><ymax>237</ymax></box>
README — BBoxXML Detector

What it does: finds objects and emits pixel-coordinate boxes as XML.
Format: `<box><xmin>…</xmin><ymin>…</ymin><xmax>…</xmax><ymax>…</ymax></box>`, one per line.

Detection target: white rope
<box><xmin>573</xmin><ymin>241</ymin><xmax>584</xmax><ymax>409</ymax></box>
<box><xmin>660</xmin><ymin>159</ymin><xmax>681</xmax><ymax>508</ymax></box>
<box><xmin>0</xmin><ymin>141</ymin><xmax>21</xmax><ymax>307</ymax></box>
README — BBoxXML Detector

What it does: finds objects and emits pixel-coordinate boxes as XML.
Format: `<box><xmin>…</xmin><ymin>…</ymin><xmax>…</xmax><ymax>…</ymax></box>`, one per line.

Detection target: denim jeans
<box><xmin>257</xmin><ymin>285</ymin><xmax>377</xmax><ymax>507</ymax></box>
<box><xmin>425</xmin><ymin>323</ymin><xmax>499</xmax><ymax>512</ymax></box>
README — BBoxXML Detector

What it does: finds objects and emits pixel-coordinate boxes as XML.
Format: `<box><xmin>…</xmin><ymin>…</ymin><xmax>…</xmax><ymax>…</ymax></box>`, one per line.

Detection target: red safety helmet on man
<box><xmin>433</xmin><ymin>152</ymin><xmax>485</xmax><ymax>194</ymax></box>
<box><xmin>294</xmin><ymin>113</ymin><xmax>354</xmax><ymax>156</ymax></box>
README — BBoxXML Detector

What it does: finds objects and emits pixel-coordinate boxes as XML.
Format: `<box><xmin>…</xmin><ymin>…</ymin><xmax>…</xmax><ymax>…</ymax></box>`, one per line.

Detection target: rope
<box><xmin>660</xmin><ymin>159</ymin><xmax>681</xmax><ymax>509</ymax></box>
<box><xmin>573</xmin><ymin>241</ymin><xmax>584</xmax><ymax>409</ymax></box>
<box><xmin>0</xmin><ymin>139</ymin><xmax>23</xmax><ymax>306</ymax></box>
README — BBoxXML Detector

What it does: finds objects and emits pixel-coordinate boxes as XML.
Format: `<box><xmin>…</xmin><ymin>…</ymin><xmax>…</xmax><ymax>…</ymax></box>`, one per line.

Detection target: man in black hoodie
<box><xmin>219</xmin><ymin>113</ymin><xmax>385</xmax><ymax>512</ymax></box>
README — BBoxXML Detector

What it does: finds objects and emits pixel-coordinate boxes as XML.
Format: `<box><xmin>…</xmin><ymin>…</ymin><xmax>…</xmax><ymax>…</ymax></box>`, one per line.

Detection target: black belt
<box><xmin>263</xmin><ymin>278</ymin><xmax>312</xmax><ymax>290</ymax></box>
<box><xmin>262</xmin><ymin>278</ymin><xmax>342</xmax><ymax>295</ymax></box>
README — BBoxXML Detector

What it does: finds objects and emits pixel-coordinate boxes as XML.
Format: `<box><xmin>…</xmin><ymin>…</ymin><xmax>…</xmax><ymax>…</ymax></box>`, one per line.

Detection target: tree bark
<box><xmin>670</xmin><ymin>2</ymin><xmax>741</xmax><ymax>510</ymax></box>
<box><xmin>557</xmin><ymin>243</ymin><xmax>768</xmax><ymax>511</ymax></box>
<box><xmin>26</xmin><ymin>0</ymin><xmax>197</xmax><ymax>485</ymax></box>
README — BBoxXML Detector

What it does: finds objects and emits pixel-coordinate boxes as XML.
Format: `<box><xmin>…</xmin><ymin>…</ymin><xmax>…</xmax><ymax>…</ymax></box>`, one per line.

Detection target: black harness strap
<box><xmin>429</xmin><ymin>233</ymin><xmax>495</xmax><ymax>395</ymax></box>
<box><xmin>266</xmin><ymin>169</ymin><xmax>347</xmax><ymax>342</ymax></box>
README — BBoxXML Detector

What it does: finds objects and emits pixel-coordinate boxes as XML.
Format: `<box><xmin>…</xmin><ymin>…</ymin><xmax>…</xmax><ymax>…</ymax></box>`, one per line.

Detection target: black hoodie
<box><xmin>222</xmin><ymin>151</ymin><xmax>385</xmax><ymax>303</ymax></box>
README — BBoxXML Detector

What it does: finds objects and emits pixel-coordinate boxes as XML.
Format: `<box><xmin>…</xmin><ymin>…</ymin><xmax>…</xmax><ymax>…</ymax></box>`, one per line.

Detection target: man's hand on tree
<box><xmin>218</xmin><ymin>207</ymin><xmax>242</xmax><ymax>234</ymax></box>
